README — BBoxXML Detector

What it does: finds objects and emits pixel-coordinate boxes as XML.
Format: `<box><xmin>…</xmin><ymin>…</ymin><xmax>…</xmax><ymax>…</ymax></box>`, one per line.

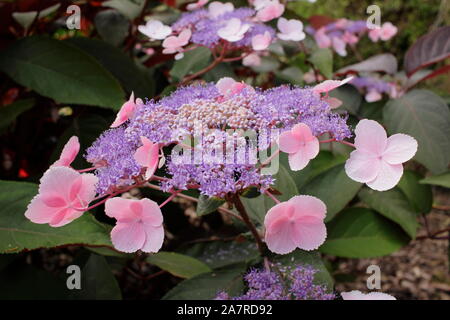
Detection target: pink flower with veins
<box><xmin>264</xmin><ymin>195</ymin><xmax>327</xmax><ymax>254</ymax></box>
<box><xmin>345</xmin><ymin>119</ymin><xmax>417</xmax><ymax>191</ymax></box>
<box><xmin>369</xmin><ymin>22</ymin><xmax>397</xmax><ymax>42</ymax></box>
<box><xmin>208</xmin><ymin>1</ymin><xmax>234</xmax><ymax>19</ymax></box>
<box><xmin>216</xmin><ymin>77</ymin><xmax>252</xmax><ymax>97</ymax></box>
<box><xmin>243</xmin><ymin>53</ymin><xmax>261</xmax><ymax>66</ymax></box>
<box><xmin>278</xmin><ymin>123</ymin><xmax>319</xmax><ymax>171</ymax></box>
<box><xmin>251</xmin><ymin>31</ymin><xmax>272</xmax><ymax>51</ymax></box>
<box><xmin>218</xmin><ymin>18</ymin><xmax>250</xmax><ymax>42</ymax></box>
<box><xmin>341</xmin><ymin>290</ymin><xmax>396</xmax><ymax>300</ymax></box>
<box><xmin>111</xmin><ymin>92</ymin><xmax>142</xmax><ymax>128</ymax></box>
<box><xmin>25</xmin><ymin>166</ymin><xmax>98</xmax><ymax>227</ymax></box>
<box><xmin>277</xmin><ymin>18</ymin><xmax>305</xmax><ymax>41</ymax></box>
<box><xmin>134</xmin><ymin>136</ymin><xmax>160</xmax><ymax>180</ymax></box>
<box><xmin>186</xmin><ymin>0</ymin><xmax>209</xmax><ymax>11</ymax></box>
<box><xmin>105</xmin><ymin>197</ymin><xmax>164</xmax><ymax>253</ymax></box>
<box><xmin>162</xmin><ymin>29</ymin><xmax>191</xmax><ymax>58</ymax></box>
<box><xmin>52</xmin><ymin>136</ymin><xmax>80</xmax><ymax>167</ymax></box>
<box><xmin>314</xmin><ymin>27</ymin><xmax>331</xmax><ymax>48</ymax></box>
<box><xmin>256</xmin><ymin>0</ymin><xmax>284</xmax><ymax>22</ymax></box>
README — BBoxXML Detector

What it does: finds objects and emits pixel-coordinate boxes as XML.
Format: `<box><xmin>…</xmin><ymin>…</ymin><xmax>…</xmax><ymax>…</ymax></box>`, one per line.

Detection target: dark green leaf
<box><xmin>329</xmin><ymin>84</ymin><xmax>362</xmax><ymax>115</ymax></box>
<box><xmin>320</xmin><ymin>208</ymin><xmax>410</xmax><ymax>258</ymax></box>
<box><xmin>94</xmin><ymin>9</ymin><xmax>130</xmax><ymax>47</ymax></box>
<box><xmin>66</xmin><ymin>37</ymin><xmax>155</xmax><ymax>98</ymax></box>
<box><xmin>162</xmin><ymin>264</ymin><xmax>245</xmax><ymax>300</ymax></box>
<box><xmin>170</xmin><ymin>47</ymin><xmax>212</xmax><ymax>82</ymax></box>
<box><xmin>383</xmin><ymin>89</ymin><xmax>450</xmax><ymax>174</ymax></box>
<box><xmin>180</xmin><ymin>240</ymin><xmax>260</xmax><ymax>269</ymax></box>
<box><xmin>420</xmin><ymin>172</ymin><xmax>450</xmax><ymax>189</ymax></box>
<box><xmin>196</xmin><ymin>195</ymin><xmax>225</xmax><ymax>216</ymax></box>
<box><xmin>358</xmin><ymin>187</ymin><xmax>419</xmax><ymax>238</ymax></box>
<box><xmin>309</xmin><ymin>48</ymin><xmax>333</xmax><ymax>79</ymax></box>
<box><xmin>0</xmin><ymin>180</ymin><xmax>113</xmax><ymax>253</ymax></box>
<box><xmin>300</xmin><ymin>164</ymin><xmax>362</xmax><ymax>222</ymax></box>
<box><xmin>397</xmin><ymin>171</ymin><xmax>432</xmax><ymax>213</ymax></box>
<box><xmin>70</xmin><ymin>253</ymin><xmax>122</xmax><ymax>300</ymax></box>
<box><xmin>147</xmin><ymin>251</ymin><xmax>212</xmax><ymax>279</ymax></box>
<box><xmin>0</xmin><ymin>36</ymin><xmax>124</xmax><ymax>109</ymax></box>
<box><xmin>0</xmin><ymin>98</ymin><xmax>34</xmax><ymax>131</ymax></box>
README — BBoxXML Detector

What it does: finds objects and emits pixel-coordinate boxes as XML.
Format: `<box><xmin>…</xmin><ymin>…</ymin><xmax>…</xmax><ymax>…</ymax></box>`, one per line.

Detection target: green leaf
<box><xmin>0</xmin><ymin>98</ymin><xmax>34</xmax><ymax>131</ymax></box>
<box><xmin>358</xmin><ymin>187</ymin><xmax>419</xmax><ymax>238</ymax></box>
<box><xmin>203</xmin><ymin>63</ymin><xmax>235</xmax><ymax>82</ymax></box>
<box><xmin>170</xmin><ymin>47</ymin><xmax>212</xmax><ymax>82</ymax></box>
<box><xmin>0</xmin><ymin>36</ymin><xmax>124</xmax><ymax>109</ymax></box>
<box><xmin>0</xmin><ymin>180</ymin><xmax>113</xmax><ymax>254</ymax></box>
<box><xmin>102</xmin><ymin>0</ymin><xmax>145</xmax><ymax>20</ymax></box>
<box><xmin>273</xmin><ymin>250</ymin><xmax>334</xmax><ymax>290</ymax></box>
<box><xmin>241</xmin><ymin>164</ymin><xmax>298</xmax><ymax>225</ymax></box>
<box><xmin>147</xmin><ymin>251</ymin><xmax>212</xmax><ymax>279</ymax></box>
<box><xmin>162</xmin><ymin>264</ymin><xmax>245</xmax><ymax>300</ymax></box>
<box><xmin>300</xmin><ymin>164</ymin><xmax>362</xmax><ymax>222</ymax></box>
<box><xmin>309</xmin><ymin>48</ymin><xmax>333</xmax><ymax>79</ymax></box>
<box><xmin>320</xmin><ymin>208</ymin><xmax>410</xmax><ymax>258</ymax></box>
<box><xmin>66</xmin><ymin>37</ymin><xmax>155</xmax><ymax>98</ymax></box>
<box><xmin>70</xmin><ymin>253</ymin><xmax>122</xmax><ymax>300</ymax></box>
<box><xmin>180</xmin><ymin>240</ymin><xmax>260</xmax><ymax>269</ymax></box>
<box><xmin>281</xmin><ymin>151</ymin><xmax>347</xmax><ymax>191</ymax></box>
<box><xmin>196</xmin><ymin>195</ymin><xmax>225</xmax><ymax>216</ymax></box>
<box><xmin>276</xmin><ymin>66</ymin><xmax>304</xmax><ymax>85</ymax></box>
<box><xmin>329</xmin><ymin>84</ymin><xmax>362</xmax><ymax>115</ymax></box>
<box><xmin>397</xmin><ymin>171</ymin><xmax>432</xmax><ymax>213</ymax></box>
<box><xmin>358</xmin><ymin>100</ymin><xmax>384</xmax><ymax>122</ymax></box>
<box><xmin>94</xmin><ymin>9</ymin><xmax>130</xmax><ymax>47</ymax></box>
<box><xmin>420</xmin><ymin>172</ymin><xmax>450</xmax><ymax>189</ymax></box>
<box><xmin>383</xmin><ymin>89</ymin><xmax>450</xmax><ymax>174</ymax></box>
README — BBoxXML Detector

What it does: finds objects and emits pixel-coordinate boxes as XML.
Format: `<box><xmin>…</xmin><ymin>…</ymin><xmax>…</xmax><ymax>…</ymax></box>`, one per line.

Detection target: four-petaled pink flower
<box><xmin>341</xmin><ymin>290</ymin><xmax>396</xmax><ymax>300</ymax></box>
<box><xmin>111</xmin><ymin>92</ymin><xmax>142</xmax><ymax>128</ymax></box>
<box><xmin>105</xmin><ymin>197</ymin><xmax>164</xmax><ymax>253</ymax></box>
<box><xmin>218</xmin><ymin>18</ymin><xmax>250</xmax><ymax>42</ymax></box>
<box><xmin>134</xmin><ymin>136</ymin><xmax>160</xmax><ymax>180</ymax></box>
<box><xmin>279</xmin><ymin>123</ymin><xmax>319</xmax><ymax>171</ymax></box>
<box><xmin>162</xmin><ymin>29</ymin><xmax>192</xmax><ymax>60</ymax></box>
<box><xmin>277</xmin><ymin>18</ymin><xmax>305</xmax><ymax>41</ymax></box>
<box><xmin>345</xmin><ymin>119</ymin><xmax>417</xmax><ymax>191</ymax></box>
<box><xmin>25</xmin><ymin>166</ymin><xmax>98</xmax><ymax>227</ymax></box>
<box><xmin>187</xmin><ymin>0</ymin><xmax>209</xmax><ymax>11</ymax></box>
<box><xmin>52</xmin><ymin>136</ymin><xmax>80</xmax><ymax>167</ymax></box>
<box><xmin>251</xmin><ymin>31</ymin><xmax>272</xmax><ymax>51</ymax></box>
<box><xmin>256</xmin><ymin>0</ymin><xmax>284</xmax><ymax>22</ymax></box>
<box><xmin>369</xmin><ymin>22</ymin><xmax>398</xmax><ymax>42</ymax></box>
<box><xmin>208</xmin><ymin>1</ymin><xmax>234</xmax><ymax>19</ymax></box>
<box><xmin>138</xmin><ymin>20</ymin><xmax>172</xmax><ymax>40</ymax></box>
<box><xmin>264</xmin><ymin>195</ymin><xmax>327</xmax><ymax>254</ymax></box>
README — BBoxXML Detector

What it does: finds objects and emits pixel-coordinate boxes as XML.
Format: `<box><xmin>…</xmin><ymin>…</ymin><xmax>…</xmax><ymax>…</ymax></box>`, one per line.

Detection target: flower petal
<box><xmin>141</xmin><ymin>224</ymin><xmax>164</xmax><ymax>253</ymax></box>
<box><xmin>52</xmin><ymin>136</ymin><xmax>80</xmax><ymax>167</ymax></box>
<box><xmin>111</xmin><ymin>222</ymin><xmax>146</xmax><ymax>253</ymax></box>
<box><xmin>354</xmin><ymin>119</ymin><xmax>387</xmax><ymax>155</ymax></box>
<box><xmin>265</xmin><ymin>217</ymin><xmax>297</xmax><ymax>254</ymax></box>
<box><xmin>105</xmin><ymin>197</ymin><xmax>139</xmax><ymax>222</ymax></box>
<box><xmin>278</xmin><ymin>130</ymin><xmax>301</xmax><ymax>154</ymax></box>
<box><xmin>140</xmin><ymin>198</ymin><xmax>164</xmax><ymax>226</ymax></box>
<box><xmin>292</xmin><ymin>216</ymin><xmax>327</xmax><ymax>251</ymax></box>
<box><xmin>366</xmin><ymin>161</ymin><xmax>403</xmax><ymax>191</ymax></box>
<box><xmin>383</xmin><ymin>133</ymin><xmax>417</xmax><ymax>165</ymax></box>
<box><xmin>288</xmin><ymin>149</ymin><xmax>310</xmax><ymax>171</ymax></box>
<box><xmin>345</xmin><ymin>150</ymin><xmax>380</xmax><ymax>183</ymax></box>
<box><xmin>288</xmin><ymin>195</ymin><xmax>326</xmax><ymax>220</ymax></box>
